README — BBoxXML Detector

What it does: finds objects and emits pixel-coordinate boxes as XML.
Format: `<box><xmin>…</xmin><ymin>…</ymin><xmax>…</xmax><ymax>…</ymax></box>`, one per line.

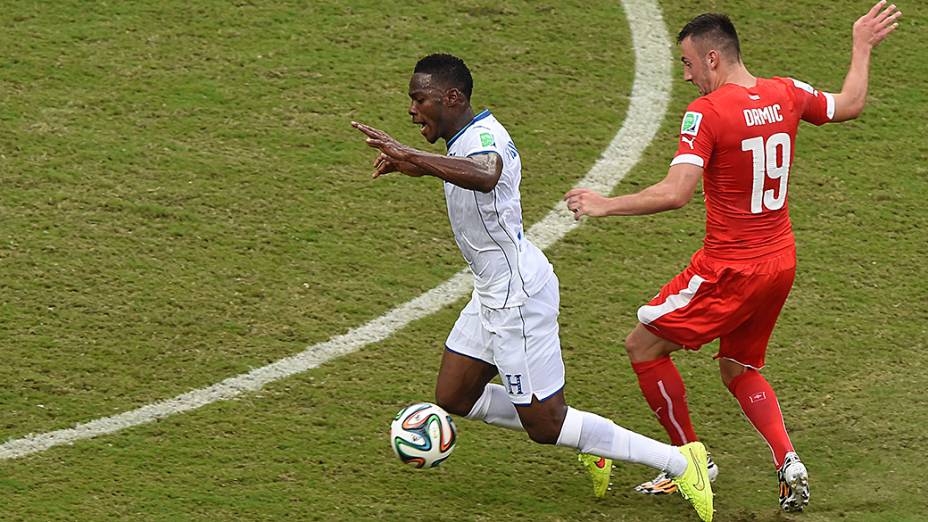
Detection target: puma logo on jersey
<box><xmin>744</xmin><ymin>104</ymin><xmax>783</xmax><ymax>127</ymax></box>
<box><xmin>681</xmin><ymin>136</ymin><xmax>696</xmax><ymax>149</ymax></box>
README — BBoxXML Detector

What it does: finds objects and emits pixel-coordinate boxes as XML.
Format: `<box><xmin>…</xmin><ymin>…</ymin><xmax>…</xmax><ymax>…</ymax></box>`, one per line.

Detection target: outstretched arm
<box><xmin>831</xmin><ymin>1</ymin><xmax>901</xmax><ymax>122</ymax></box>
<box><xmin>352</xmin><ymin>121</ymin><xmax>502</xmax><ymax>192</ymax></box>
<box><xmin>564</xmin><ymin>163</ymin><xmax>702</xmax><ymax>219</ymax></box>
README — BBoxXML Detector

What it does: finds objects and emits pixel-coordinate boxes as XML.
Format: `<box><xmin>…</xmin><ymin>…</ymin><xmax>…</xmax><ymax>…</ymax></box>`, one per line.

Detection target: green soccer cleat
<box><xmin>578</xmin><ymin>453</ymin><xmax>612</xmax><ymax>498</ymax></box>
<box><xmin>672</xmin><ymin>442</ymin><xmax>714</xmax><ymax>522</ymax></box>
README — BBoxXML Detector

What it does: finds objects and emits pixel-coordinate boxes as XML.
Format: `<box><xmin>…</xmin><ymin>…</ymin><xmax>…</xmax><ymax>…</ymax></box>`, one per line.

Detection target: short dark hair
<box><xmin>414</xmin><ymin>53</ymin><xmax>473</xmax><ymax>100</ymax></box>
<box><xmin>677</xmin><ymin>13</ymin><xmax>741</xmax><ymax>61</ymax></box>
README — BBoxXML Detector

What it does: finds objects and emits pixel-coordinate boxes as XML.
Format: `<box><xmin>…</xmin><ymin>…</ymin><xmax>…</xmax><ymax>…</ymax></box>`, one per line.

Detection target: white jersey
<box><xmin>444</xmin><ymin>110</ymin><xmax>553</xmax><ymax>309</ymax></box>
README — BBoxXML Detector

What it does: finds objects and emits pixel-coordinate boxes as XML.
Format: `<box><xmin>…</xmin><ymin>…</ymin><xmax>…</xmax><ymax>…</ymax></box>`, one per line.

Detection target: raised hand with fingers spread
<box><xmin>855</xmin><ymin>0</ymin><xmax>901</xmax><ymax>49</ymax></box>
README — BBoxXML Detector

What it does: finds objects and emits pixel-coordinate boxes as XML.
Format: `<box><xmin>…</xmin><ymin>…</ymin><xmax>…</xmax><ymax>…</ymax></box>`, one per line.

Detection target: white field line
<box><xmin>0</xmin><ymin>0</ymin><xmax>672</xmax><ymax>461</ymax></box>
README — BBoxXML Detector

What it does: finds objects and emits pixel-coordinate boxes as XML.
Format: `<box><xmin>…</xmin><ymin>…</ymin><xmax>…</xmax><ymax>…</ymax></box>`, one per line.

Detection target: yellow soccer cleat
<box><xmin>672</xmin><ymin>442</ymin><xmax>714</xmax><ymax>522</ymax></box>
<box><xmin>578</xmin><ymin>453</ymin><xmax>612</xmax><ymax>498</ymax></box>
<box><xmin>636</xmin><ymin>453</ymin><xmax>718</xmax><ymax>495</ymax></box>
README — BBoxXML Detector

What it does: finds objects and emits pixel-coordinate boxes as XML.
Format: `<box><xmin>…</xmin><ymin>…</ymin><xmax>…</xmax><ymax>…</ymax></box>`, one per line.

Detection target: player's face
<box><xmin>679</xmin><ymin>37</ymin><xmax>713</xmax><ymax>96</ymax></box>
<box><xmin>408</xmin><ymin>73</ymin><xmax>447</xmax><ymax>144</ymax></box>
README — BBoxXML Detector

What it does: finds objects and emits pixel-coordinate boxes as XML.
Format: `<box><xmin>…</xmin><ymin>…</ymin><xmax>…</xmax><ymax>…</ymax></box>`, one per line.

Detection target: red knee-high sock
<box><xmin>728</xmin><ymin>369</ymin><xmax>794</xmax><ymax>469</ymax></box>
<box><xmin>631</xmin><ymin>356</ymin><xmax>698</xmax><ymax>446</ymax></box>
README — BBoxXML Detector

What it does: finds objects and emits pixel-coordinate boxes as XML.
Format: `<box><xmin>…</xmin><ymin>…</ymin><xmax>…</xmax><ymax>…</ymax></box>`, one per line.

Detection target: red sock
<box><xmin>631</xmin><ymin>356</ymin><xmax>698</xmax><ymax>446</ymax></box>
<box><xmin>728</xmin><ymin>370</ymin><xmax>794</xmax><ymax>469</ymax></box>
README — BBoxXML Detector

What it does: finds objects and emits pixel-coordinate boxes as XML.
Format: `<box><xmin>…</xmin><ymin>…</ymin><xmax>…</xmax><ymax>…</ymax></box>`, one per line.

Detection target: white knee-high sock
<box><xmin>465</xmin><ymin>383</ymin><xmax>524</xmax><ymax>431</ymax></box>
<box><xmin>556</xmin><ymin>407</ymin><xmax>687</xmax><ymax>476</ymax></box>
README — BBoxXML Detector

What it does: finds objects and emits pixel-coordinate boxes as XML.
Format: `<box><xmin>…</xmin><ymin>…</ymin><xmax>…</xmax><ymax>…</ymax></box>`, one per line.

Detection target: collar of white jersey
<box><xmin>445</xmin><ymin>109</ymin><xmax>492</xmax><ymax>149</ymax></box>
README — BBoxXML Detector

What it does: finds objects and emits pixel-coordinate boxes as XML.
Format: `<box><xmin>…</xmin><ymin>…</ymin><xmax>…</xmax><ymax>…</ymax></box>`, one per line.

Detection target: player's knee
<box><xmin>624</xmin><ymin>332</ymin><xmax>643</xmax><ymax>359</ymax></box>
<box><xmin>719</xmin><ymin>359</ymin><xmax>749</xmax><ymax>391</ymax></box>
<box><xmin>523</xmin><ymin>420</ymin><xmax>561</xmax><ymax>445</ymax></box>
<box><xmin>434</xmin><ymin>389</ymin><xmax>473</xmax><ymax>417</ymax></box>
<box><xmin>521</xmin><ymin>406</ymin><xmax>567</xmax><ymax>445</ymax></box>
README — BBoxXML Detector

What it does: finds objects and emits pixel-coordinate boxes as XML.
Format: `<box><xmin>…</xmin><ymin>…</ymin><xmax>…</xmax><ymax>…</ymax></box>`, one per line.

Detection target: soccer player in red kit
<box><xmin>564</xmin><ymin>2</ymin><xmax>900</xmax><ymax>512</ymax></box>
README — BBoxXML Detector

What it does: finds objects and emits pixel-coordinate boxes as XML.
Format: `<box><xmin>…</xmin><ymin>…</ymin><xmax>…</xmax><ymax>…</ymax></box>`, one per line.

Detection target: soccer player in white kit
<box><xmin>353</xmin><ymin>54</ymin><xmax>712</xmax><ymax>521</ymax></box>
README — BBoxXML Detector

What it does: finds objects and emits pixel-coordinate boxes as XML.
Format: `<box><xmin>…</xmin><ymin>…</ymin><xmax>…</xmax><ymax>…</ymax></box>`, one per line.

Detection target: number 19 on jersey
<box><xmin>742</xmin><ymin>132</ymin><xmax>791</xmax><ymax>214</ymax></box>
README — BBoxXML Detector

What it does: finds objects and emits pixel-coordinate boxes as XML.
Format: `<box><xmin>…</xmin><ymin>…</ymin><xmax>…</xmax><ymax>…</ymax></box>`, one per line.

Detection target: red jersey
<box><xmin>672</xmin><ymin>77</ymin><xmax>834</xmax><ymax>261</ymax></box>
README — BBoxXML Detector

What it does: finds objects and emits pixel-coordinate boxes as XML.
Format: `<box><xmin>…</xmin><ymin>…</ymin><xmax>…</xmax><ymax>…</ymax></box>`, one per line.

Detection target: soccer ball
<box><xmin>390</xmin><ymin>402</ymin><xmax>457</xmax><ymax>468</ymax></box>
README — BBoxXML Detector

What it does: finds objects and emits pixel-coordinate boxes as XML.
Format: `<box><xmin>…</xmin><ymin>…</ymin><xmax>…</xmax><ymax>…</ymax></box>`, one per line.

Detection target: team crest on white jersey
<box><xmin>681</xmin><ymin>111</ymin><xmax>702</xmax><ymax>136</ymax></box>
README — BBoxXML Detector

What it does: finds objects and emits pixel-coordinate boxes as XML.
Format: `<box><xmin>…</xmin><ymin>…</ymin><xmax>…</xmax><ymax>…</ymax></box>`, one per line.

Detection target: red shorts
<box><xmin>637</xmin><ymin>247</ymin><xmax>796</xmax><ymax>369</ymax></box>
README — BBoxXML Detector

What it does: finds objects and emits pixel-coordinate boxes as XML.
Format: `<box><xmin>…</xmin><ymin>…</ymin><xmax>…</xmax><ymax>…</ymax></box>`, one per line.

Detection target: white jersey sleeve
<box><xmin>456</xmin><ymin>123</ymin><xmax>502</xmax><ymax>158</ymax></box>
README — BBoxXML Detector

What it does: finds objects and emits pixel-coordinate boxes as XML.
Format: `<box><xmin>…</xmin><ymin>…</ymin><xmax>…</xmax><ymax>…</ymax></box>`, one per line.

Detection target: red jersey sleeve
<box><xmin>671</xmin><ymin>97</ymin><xmax>717</xmax><ymax>169</ymax></box>
<box><xmin>783</xmin><ymin>77</ymin><xmax>835</xmax><ymax>126</ymax></box>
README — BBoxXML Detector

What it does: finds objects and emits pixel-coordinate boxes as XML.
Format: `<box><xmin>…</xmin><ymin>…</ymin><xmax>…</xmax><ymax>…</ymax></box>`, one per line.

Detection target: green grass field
<box><xmin>1</xmin><ymin>0</ymin><xmax>926</xmax><ymax>520</ymax></box>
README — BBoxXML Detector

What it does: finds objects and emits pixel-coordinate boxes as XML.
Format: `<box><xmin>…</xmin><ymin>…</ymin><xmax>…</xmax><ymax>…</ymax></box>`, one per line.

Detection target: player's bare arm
<box><xmin>399</xmin><ymin>151</ymin><xmax>502</xmax><ymax>193</ymax></box>
<box><xmin>830</xmin><ymin>1</ymin><xmax>901</xmax><ymax>122</ymax></box>
<box><xmin>353</xmin><ymin>121</ymin><xmax>502</xmax><ymax>192</ymax></box>
<box><xmin>564</xmin><ymin>163</ymin><xmax>702</xmax><ymax>220</ymax></box>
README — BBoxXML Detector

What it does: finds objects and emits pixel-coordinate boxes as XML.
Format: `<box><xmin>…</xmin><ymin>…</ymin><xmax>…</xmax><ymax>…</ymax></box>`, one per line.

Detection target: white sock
<box><xmin>556</xmin><ymin>407</ymin><xmax>687</xmax><ymax>476</ymax></box>
<box><xmin>465</xmin><ymin>383</ymin><xmax>524</xmax><ymax>431</ymax></box>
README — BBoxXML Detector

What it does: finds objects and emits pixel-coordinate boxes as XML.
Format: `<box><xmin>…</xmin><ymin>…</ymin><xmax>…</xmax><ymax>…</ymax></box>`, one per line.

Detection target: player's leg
<box><xmin>435</xmin><ymin>349</ymin><xmax>524</xmax><ymax>430</ymax></box>
<box><xmin>439</xmin><ymin>293</ymin><xmax>524</xmax><ymax>431</ymax></box>
<box><xmin>487</xmin><ymin>275</ymin><xmax>712</xmax><ymax>519</ymax></box>
<box><xmin>511</xmin><ymin>391</ymin><xmax>712</xmax><ymax>521</ymax></box>
<box><xmin>718</xmin><ymin>251</ymin><xmax>807</xmax><ymax>511</ymax></box>
<box><xmin>719</xmin><ymin>357</ymin><xmax>807</xmax><ymax>512</ymax></box>
<box><xmin>625</xmin><ymin>324</ymin><xmax>697</xmax><ymax>446</ymax></box>
<box><xmin>626</xmin><ymin>324</ymin><xmax>719</xmax><ymax>495</ymax></box>
<box><xmin>721</xmin><ymin>358</ymin><xmax>810</xmax><ymax>513</ymax></box>
<box><xmin>626</xmin><ymin>324</ymin><xmax>725</xmax><ymax>496</ymax></box>
<box><xmin>717</xmin><ymin>257</ymin><xmax>796</xmax><ymax>469</ymax></box>
<box><xmin>628</xmin><ymin>252</ymin><xmax>735</xmax><ymax>494</ymax></box>
<box><xmin>628</xmin><ymin>252</ymin><xmax>730</xmax><ymax>447</ymax></box>
<box><xmin>719</xmin><ymin>358</ymin><xmax>794</xmax><ymax>467</ymax></box>
<box><xmin>515</xmin><ymin>389</ymin><xmax>682</xmax><ymax>470</ymax></box>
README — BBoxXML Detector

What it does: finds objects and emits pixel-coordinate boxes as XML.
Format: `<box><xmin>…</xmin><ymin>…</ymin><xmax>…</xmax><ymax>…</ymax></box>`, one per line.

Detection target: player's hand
<box><xmin>372</xmin><ymin>153</ymin><xmax>398</xmax><ymax>178</ymax></box>
<box><xmin>854</xmin><ymin>1</ymin><xmax>901</xmax><ymax>49</ymax></box>
<box><xmin>563</xmin><ymin>188</ymin><xmax>611</xmax><ymax>220</ymax></box>
<box><xmin>372</xmin><ymin>153</ymin><xmax>425</xmax><ymax>179</ymax></box>
<box><xmin>352</xmin><ymin>121</ymin><xmax>414</xmax><ymax>162</ymax></box>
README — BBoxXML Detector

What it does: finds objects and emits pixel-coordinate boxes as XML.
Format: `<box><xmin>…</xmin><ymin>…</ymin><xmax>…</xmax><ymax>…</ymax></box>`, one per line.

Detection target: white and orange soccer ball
<box><xmin>390</xmin><ymin>402</ymin><xmax>457</xmax><ymax>468</ymax></box>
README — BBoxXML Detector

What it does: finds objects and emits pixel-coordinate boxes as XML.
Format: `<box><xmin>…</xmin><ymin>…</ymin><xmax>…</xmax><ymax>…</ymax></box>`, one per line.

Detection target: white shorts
<box><xmin>445</xmin><ymin>274</ymin><xmax>565</xmax><ymax>406</ymax></box>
